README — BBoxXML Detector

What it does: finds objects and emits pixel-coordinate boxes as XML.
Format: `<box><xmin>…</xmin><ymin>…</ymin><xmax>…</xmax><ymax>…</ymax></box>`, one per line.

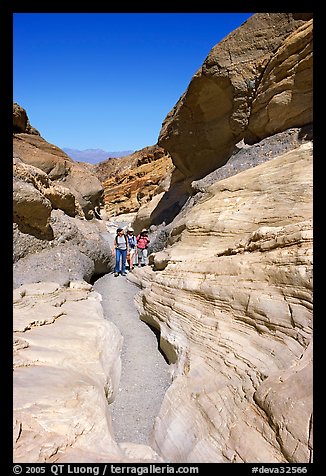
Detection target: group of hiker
<box><xmin>112</xmin><ymin>227</ymin><xmax>150</xmax><ymax>277</ymax></box>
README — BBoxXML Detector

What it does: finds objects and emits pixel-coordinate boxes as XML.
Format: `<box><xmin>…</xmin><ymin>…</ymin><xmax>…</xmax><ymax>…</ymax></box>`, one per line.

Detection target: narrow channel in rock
<box><xmin>94</xmin><ymin>272</ymin><xmax>171</xmax><ymax>445</ymax></box>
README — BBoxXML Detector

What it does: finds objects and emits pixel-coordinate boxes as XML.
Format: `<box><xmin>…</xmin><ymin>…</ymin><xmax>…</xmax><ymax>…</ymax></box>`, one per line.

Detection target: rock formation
<box><xmin>245</xmin><ymin>19</ymin><xmax>313</xmax><ymax>144</ymax></box>
<box><xmin>158</xmin><ymin>13</ymin><xmax>312</xmax><ymax>181</ymax></box>
<box><xmin>92</xmin><ymin>146</ymin><xmax>173</xmax><ymax>221</ymax></box>
<box><xmin>12</xmin><ymin>105</ymin><xmax>162</xmax><ymax>463</ymax></box>
<box><xmin>13</xmin><ymin>281</ymin><xmax>162</xmax><ymax>463</ymax></box>
<box><xmin>131</xmin><ymin>143</ymin><xmax>313</xmax><ymax>463</ymax></box>
<box><xmin>13</xmin><ymin>103</ymin><xmax>104</xmax><ymax>220</ymax></box>
<box><xmin>127</xmin><ymin>12</ymin><xmax>313</xmax><ymax>463</ymax></box>
<box><xmin>13</xmin><ymin>11</ymin><xmax>313</xmax><ymax>464</ymax></box>
<box><xmin>13</xmin><ymin>102</ymin><xmax>40</xmax><ymax>135</ymax></box>
<box><xmin>13</xmin><ymin>104</ymin><xmax>114</xmax><ymax>288</ymax></box>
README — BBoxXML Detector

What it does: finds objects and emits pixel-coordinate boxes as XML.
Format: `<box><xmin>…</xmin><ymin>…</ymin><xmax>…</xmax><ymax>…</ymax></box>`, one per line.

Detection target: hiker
<box><xmin>126</xmin><ymin>227</ymin><xmax>137</xmax><ymax>270</ymax></box>
<box><xmin>112</xmin><ymin>228</ymin><xmax>129</xmax><ymax>276</ymax></box>
<box><xmin>136</xmin><ymin>228</ymin><xmax>150</xmax><ymax>266</ymax></box>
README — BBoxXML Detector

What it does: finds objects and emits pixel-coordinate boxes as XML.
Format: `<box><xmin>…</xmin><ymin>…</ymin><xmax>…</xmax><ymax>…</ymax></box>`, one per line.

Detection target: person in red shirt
<box><xmin>136</xmin><ymin>229</ymin><xmax>150</xmax><ymax>266</ymax></box>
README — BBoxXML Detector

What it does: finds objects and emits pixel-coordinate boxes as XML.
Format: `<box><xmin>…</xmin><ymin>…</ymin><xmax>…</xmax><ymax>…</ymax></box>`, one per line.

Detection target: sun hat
<box><xmin>127</xmin><ymin>227</ymin><xmax>134</xmax><ymax>232</ymax></box>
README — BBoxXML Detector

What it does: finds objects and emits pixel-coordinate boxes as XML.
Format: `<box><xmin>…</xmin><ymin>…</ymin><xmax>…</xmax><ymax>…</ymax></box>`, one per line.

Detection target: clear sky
<box><xmin>13</xmin><ymin>12</ymin><xmax>253</xmax><ymax>152</ymax></box>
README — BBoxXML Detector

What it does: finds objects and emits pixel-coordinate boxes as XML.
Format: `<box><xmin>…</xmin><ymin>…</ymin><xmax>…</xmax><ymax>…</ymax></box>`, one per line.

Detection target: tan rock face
<box><xmin>13</xmin><ymin>102</ymin><xmax>40</xmax><ymax>135</ymax></box>
<box><xmin>12</xmin><ymin>12</ymin><xmax>313</xmax><ymax>464</ymax></box>
<box><xmin>13</xmin><ymin>104</ymin><xmax>104</xmax><ymax>219</ymax></box>
<box><xmin>13</xmin><ymin>282</ymin><xmax>120</xmax><ymax>462</ymax></box>
<box><xmin>133</xmin><ymin>144</ymin><xmax>313</xmax><ymax>463</ymax></box>
<box><xmin>101</xmin><ymin>146</ymin><xmax>173</xmax><ymax>217</ymax></box>
<box><xmin>13</xmin><ymin>133</ymin><xmax>73</xmax><ymax>179</ymax></box>
<box><xmin>13</xmin><ymin>159</ymin><xmax>78</xmax><ymax>238</ymax></box>
<box><xmin>13</xmin><ymin>174</ymin><xmax>53</xmax><ymax>239</ymax></box>
<box><xmin>245</xmin><ymin>20</ymin><xmax>313</xmax><ymax>143</ymax></box>
<box><xmin>133</xmin><ymin>167</ymin><xmax>192</xmax><ymax>232</ymax></box>
<box><xmin>13</xmin><ymin>102</ymin><xmax>29</xmax><ymax>133</ymax></box>
<box><xmin>158</xmin><ymin>13</ymin><xmax>312</xmax><ymax>180</ymax></box>
<box><xmin>12</xmin><ymin>103</ymin><xmax>115</xmax><ymax>291</ymax></box>
<box><xmin>13</xmin><ymin>282</ymin><xmax>163</xmax><ymax>463</ymax></box>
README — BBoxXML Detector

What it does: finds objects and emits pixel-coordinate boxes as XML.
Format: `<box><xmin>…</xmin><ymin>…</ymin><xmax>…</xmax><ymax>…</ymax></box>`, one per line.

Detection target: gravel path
<box><xmin>94</xmin><ymin>272</ymin><xmax>171</xmax><ymax>445</ymax></box>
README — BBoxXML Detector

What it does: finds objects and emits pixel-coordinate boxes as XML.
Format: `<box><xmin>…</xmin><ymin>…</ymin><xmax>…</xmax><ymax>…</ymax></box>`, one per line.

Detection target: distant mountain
<box><xmin>62</xmin><ymin>148</ymin><xmax>134</xmax><ymax>164</ymax></box>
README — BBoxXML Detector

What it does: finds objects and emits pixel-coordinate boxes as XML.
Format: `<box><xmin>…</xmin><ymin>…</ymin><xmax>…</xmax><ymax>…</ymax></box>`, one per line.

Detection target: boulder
<box><xmin>13</xmin><ymin>103</ymin><xmax>104</xmax><ymax>218</ymax></box>
<box><xmin>158</xmin><ymin>13</ymin><xmax>313</xmax><ymax>180</ymax></box>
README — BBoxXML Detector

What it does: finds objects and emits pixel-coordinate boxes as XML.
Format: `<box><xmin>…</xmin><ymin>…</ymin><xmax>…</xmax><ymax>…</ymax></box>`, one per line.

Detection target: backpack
<box><xmin>115</xmin><ymin>234</ymin><xmax>128</xmax><ymax>246</ymax></box>
<box><xmin>127</xmin><ymin>234</ymin><xmax>136</xmax><ymax>248</ymax></box>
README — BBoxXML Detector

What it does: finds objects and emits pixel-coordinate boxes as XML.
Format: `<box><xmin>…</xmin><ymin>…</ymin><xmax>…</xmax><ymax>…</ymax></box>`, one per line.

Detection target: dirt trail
<box><xmin>94</xmin><ymin>272</ymin><xmax>171</xmax><ymax>445</ymax></box>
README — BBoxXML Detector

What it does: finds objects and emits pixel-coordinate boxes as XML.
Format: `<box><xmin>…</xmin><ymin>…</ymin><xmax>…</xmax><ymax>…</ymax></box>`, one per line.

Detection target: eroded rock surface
<box><xmin>13</xmin><ymin>282</ymin><xmax>163</xmax><ymax>463</ymax></box>
<box><xmin>97</xmin><ymin>146</ymin><xmax>173</xmax><ymax>220</ymax></box>
<box><xmin>130</xmin><ymin>144</ymin><xmax>313</xmax><ymax>463</ymax></box>
<box><xmin>245</xmin><ymin>20</ymin><xmax>313</xmax><ymax>144</ymax></box>
<box><xmin>13</xmin><ymin>209</ymin><xmax>114</xmax><ymax>288</ymax></box>
<box><xmin>12</xmin><ymin>12</ymin><xmax>313</xmax><ymax>464</ymax></box>
<box><xmin>158</xmin><ymin>13</ymin><xmax>312</xmax><ymax>180</ymax></box>
<box><xmin>13</xmin><ymin>104</ymin><xmax>104</xmax><ymax>219</ymax></box>
<box><xmin>13</xmin><ymin>104</ymin><xmax>114</xmax><ymax>288</ymax></box>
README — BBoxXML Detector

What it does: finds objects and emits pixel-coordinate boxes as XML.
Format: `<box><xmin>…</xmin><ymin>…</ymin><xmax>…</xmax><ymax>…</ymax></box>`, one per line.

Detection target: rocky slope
<box><xmin>91</xmin><ymin>145</ymin><xmax>173</xmax><ymax>222</ymax></box>
<box><xmin>13</xmin><ymin>104</ymin><xmax>114</xmax><ymax>288</ymax></box>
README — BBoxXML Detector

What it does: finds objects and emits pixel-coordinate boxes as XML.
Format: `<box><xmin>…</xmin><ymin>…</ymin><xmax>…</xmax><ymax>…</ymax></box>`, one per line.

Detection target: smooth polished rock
<box><xmin>133</xmin><ymin>144</ymin><xmax>313</xmax><ymax>463</ymax></box>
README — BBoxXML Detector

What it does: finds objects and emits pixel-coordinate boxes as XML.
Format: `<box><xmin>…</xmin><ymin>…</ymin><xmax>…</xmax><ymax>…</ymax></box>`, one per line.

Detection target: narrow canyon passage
<box><xmin>94</xmin><ymin>272</ymin><xmax>171</xmax><ymax>445</ymax></box>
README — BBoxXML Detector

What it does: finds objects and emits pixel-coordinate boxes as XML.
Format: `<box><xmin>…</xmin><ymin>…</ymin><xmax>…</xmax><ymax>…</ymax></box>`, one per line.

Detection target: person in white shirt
<box><xmin>126</xmin><ymin>227</ymin><xmax>137</xmax><ymax>270</ymax></box>
<box><xmin>112</xmin><ymin>228</ymin><xmax>129</xmax><ymax>276</ymax></box>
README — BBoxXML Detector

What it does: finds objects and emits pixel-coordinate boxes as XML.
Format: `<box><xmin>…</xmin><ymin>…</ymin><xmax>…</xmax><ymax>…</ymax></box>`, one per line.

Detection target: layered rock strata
<box><xmin>12</xmin><ymin>11</ymin><xmax>313</xmax><ymax>464</ymax></box>
<box><xmin>130</xmin><ymin>143</ymin><xmax>313</xmax><ymax>463</ymax></box>
<box><xmin>99</xmin><ymin>146</ymin><xmax>173</xmax><ymax>219</ymax></box>
<box><xmin>13</xmin><ymin>281</ymin><xmax>163</xmax><ymax>463</ymax></box>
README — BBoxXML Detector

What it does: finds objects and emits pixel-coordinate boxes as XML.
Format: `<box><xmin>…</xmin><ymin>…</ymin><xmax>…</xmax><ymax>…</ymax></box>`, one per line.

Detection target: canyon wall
<box><xmin>13</xmin><ymin>104</ymin><xmax>115</xmax><ymax>288</ymax></box>
<box><xmin>131</xmin><ymin>143</ymin><xmax>313</xmax><ymax>462</ymax></box>
<box><xmin>12</xmin><ymin>108</ymin><xmax>163</xmax><ymax>462</ymax></box>
<box><xmin>100</xmin><ymin>146</ymin><xmax>173</xmax><ymax>221</ymax></box>
<box><xmin>13</xmin><ymin>11</ymin><xmax>313</xmax><ymax>464</ymax></box>
<box><xmin>13</xmin><ymin>102</ymin><xmax>104</xmax><ymax>220</ymax></box>
<box><xmin>129</xmin><ymin>12</ymin><xmax>313</xmax><ymax>463</ymax></box>
<box><xmin>158</xmin><ymin>13</ymin><xmax>312</xmax><ymax>181</ymax></box>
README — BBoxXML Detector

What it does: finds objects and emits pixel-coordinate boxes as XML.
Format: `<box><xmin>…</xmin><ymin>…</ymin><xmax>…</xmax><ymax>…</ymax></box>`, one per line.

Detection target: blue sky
<box><xmin>13</xmin><ymin>12</ymin><xmax>253</xmax><ymax>152</ymax></box>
